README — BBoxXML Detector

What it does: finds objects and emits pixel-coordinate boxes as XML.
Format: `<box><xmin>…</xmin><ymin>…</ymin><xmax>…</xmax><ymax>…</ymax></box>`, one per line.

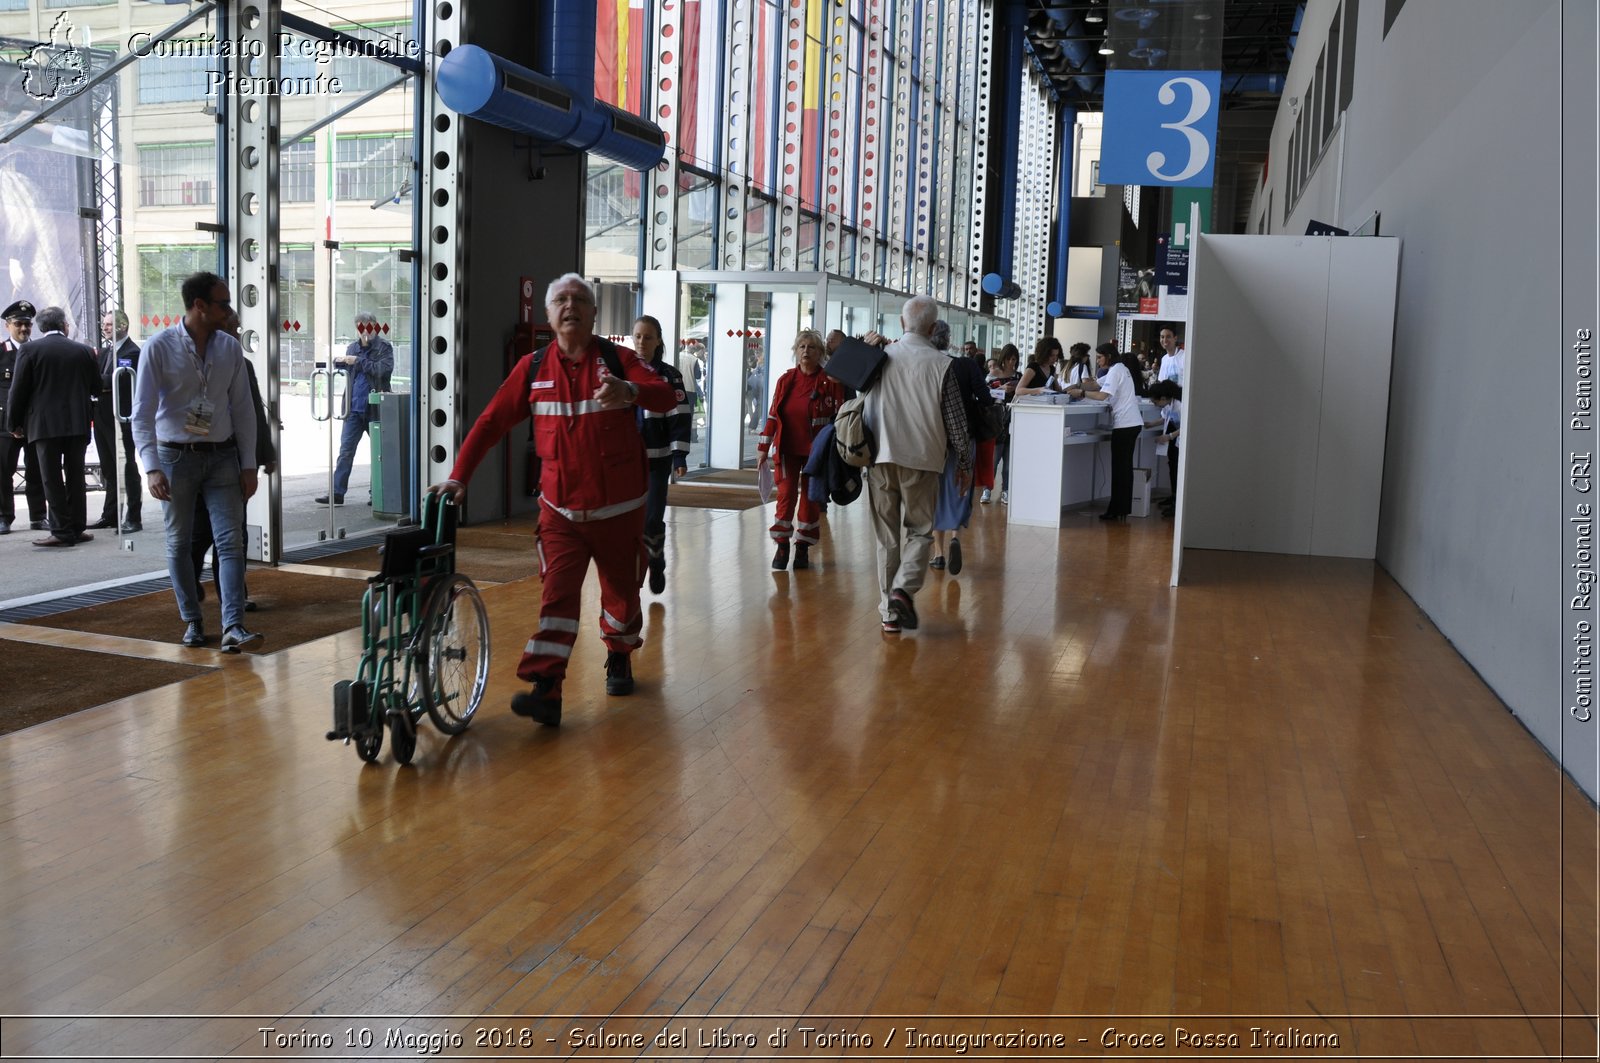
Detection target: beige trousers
<box><xmin>866</xmin><ymin>463</ymin><xmax>938</xmax><ymax>621</ymax></box>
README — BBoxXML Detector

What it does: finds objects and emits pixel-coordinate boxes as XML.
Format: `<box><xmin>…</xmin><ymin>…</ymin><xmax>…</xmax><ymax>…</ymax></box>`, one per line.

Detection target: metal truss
<box><xmin>966</xmin><ymin>0</ymin><xmax>996</xmax><ymax>309</ymax></box>
<box><xmin>225</xmin><ymin>0</ymin><xmax>281</xmax><ymax>562</ymax></box>
<box><xmin>717</xmin><ymin>0</ymin><xmax>752</xmax><ymax>272</ymax></box>
<box><xmin>643</xmin><ymin>0</ymin><xmax>680</xmax><ymax>270</ymax></box>
<box><xmin>418</xmin><ymin>0</ymin><xmax>464</xmax><ymax>489</ymax></box>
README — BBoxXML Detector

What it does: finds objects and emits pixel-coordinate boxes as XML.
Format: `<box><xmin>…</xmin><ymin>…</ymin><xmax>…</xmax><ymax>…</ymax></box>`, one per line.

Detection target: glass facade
<box><xmin>584</xmin><ymin>0</ymin><xmax>1045</xmax><ymax>337</ymax></box>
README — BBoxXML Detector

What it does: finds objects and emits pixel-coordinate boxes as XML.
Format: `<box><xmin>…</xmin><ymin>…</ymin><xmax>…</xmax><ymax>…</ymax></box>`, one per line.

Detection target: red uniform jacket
<box><xmin>451</xmin><ymin>338</ymin><xmax>677</xmax><ymax>521</ymax></box>
<box><xmin>757</xmin><ymin>367</ymin><xmax>845</xmax><ymax>473</ymax></box>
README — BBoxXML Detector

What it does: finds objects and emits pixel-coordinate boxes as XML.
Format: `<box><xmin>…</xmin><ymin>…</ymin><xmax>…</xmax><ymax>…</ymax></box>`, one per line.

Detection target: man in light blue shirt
<box><xmin>131</xmin><ymin>271</ymin><xmax>262</xmax><ymax>652</ymax></box>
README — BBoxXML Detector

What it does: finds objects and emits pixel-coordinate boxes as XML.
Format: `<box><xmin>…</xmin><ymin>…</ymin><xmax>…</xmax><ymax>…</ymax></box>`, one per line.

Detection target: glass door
<box><xmin>677</xmin><ymin>280</ymin><xmax>713</xmax><ymax>472</ymax></box>
<box><xmin>274</xmin><ymin>21</ymin><xmax>416</xmax><ymax>552</ymax></box>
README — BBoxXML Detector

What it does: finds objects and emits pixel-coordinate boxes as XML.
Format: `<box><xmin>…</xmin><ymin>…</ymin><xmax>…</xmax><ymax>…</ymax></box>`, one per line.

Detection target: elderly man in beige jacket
<box><xmin>862</xmin><ymin>295</ymin><xmax>972</xmax><ymax>634</ymax></box>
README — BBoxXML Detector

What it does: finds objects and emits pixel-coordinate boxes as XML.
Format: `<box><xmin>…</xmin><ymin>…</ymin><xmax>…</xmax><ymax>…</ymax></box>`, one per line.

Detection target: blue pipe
<box><xmin>539</xmin><ymin>0</ymin><xmax>618</xmax><ymax>160</ymax></box>
<box><xmin>537</xmin><ymin>0</ymin><xmax>593</xmax><ymax>100</ymax></box>
<box><xmin>982</xmin><ymin>1</ymin><xmax>1025</xmax><ymax>299</ymax></box>
<box><xmin>1058</xmin><ymin>37</ymin><xmax>1099</xmax><ymax>94</ymax></box>
<box><xmin>1046</xmin><ymin>107</ymin><xmax>1076</xmax><ymax>319</ymax></box>
<box><xmin>436</xmin><ymin>45</ymin><xmax>666</xmax><ymax>171</ymax></box>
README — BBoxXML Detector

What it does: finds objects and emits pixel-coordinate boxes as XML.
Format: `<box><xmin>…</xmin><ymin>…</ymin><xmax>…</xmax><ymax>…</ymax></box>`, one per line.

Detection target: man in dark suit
<box><xmin>0</xmin><ymin>299</ymin><xmax>47</xmax><ymax>535</ymax></box>
<box><xmin>5</xmin><ymin>305</ymin><xmax>101</xmax><ymax>547</ymax></box>
<box><xmin>90</xmin><ymin>309</ymin><xmax>143</xmax><ymax>533</ymax></box>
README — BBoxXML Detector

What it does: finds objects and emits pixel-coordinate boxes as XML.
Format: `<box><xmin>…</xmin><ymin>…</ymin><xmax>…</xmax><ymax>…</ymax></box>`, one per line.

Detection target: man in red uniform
<box><xmin>431</xmin><ymin>273</ymin><xmax>677</xmax><ymax>726</ymax></box>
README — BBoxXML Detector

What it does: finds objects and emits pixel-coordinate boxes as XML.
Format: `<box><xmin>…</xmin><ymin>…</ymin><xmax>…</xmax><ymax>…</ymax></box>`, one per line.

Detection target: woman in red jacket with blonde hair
<box><xmin>756</xmin><ymin>329</ymin><xmax>845</xmax><ymax>570</ymax></box>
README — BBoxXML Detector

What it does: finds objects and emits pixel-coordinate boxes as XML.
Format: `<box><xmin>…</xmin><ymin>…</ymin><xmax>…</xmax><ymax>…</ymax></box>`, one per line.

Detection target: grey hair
<box><xmin>35</xmin><ymin>305</ymin><xmax>67</xmax><ymax>333</ymax></box>
<box><xmin>792</xmin><ymin>328</ymin><xmax>825</xmax><ymax>354</ymax></box>
<box><xmin>929</xmin><ymin>319</ymin><xmax>951</xmax><ymax>350</ymax></box>
<box><xmin>901</xmin><ymin>295</ymin><xmax>938</xmax><ymax>336</ymax></box>
<box><xmin>355</xmin><ymin>310</ymin><xmax>379</xmax><ymax>326</ymax></box>
<box><xmin>545</xmin><ymin>272</ymin><xmax>597</xmax><ymax>306</ymax></box>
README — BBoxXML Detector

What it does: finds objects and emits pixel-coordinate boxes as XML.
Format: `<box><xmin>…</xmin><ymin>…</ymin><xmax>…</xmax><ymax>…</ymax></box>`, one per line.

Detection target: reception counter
<box><xmin>1006</xmin><ymin>396</ymin><xmax>1163</xmax><ymax>528</ymax></box>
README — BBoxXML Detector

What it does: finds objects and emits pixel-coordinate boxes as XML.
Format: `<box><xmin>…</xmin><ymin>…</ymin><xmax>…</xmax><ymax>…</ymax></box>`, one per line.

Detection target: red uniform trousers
<box><xmin>975</xmin><ymin>438</ymin><xmax>996</xmax><ymax>491</ymax></box>
<box><xmin>517</xmin><ymin>503</ymin><xmax>646</xmax><ymax>692</ymax></box>
<box><xmin>768</xmin><ymin>452</ymin><xmax>821</xmax><ymax>545</ymax></box>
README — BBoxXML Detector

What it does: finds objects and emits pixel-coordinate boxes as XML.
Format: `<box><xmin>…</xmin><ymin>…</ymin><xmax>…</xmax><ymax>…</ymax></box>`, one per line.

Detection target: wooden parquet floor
<box><xmin>0</xmin><ymin>498</ymin><xmax>1593</xmax><ymax>1060</ymax></box>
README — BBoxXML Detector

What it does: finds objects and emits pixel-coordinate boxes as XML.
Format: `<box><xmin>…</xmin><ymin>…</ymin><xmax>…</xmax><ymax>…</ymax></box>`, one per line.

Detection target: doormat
<box><xmin>666</xmin><ymin>484</ymin><xmax>764</xmax><ymax>511</ymax></box>
<box><xmin>0</xmin><ymin>638</ymin><xmax>211</xmax><ymax>735</ymax></box>
<box><xmin>22</xmin><ymin>568</ymin><xmax>373</xmax><ymax>654</ymax></box>
<box><xmin>299</xmin><ymin>526</ymin><xmax>538</xmax><ymax>585</ymax></box>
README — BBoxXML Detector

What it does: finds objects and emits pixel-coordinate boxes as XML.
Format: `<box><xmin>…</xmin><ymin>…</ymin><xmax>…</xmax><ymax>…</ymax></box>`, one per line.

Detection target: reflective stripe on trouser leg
<box><xmin>517</xmin><ymin>506</ymin><xmax>593</xmax><ymax>685</ymax></box>
<box><xmin>589</xmin><ymin>506</ymin><xmax>648</xmax><ymax>653</ymax></box>
<box><xmin>787</xmin><ymin>454</ymin><xmax>821</xmax><ymax>545</ymax></box>
<box><xmin>644</xmin><ymin>459</ymin><xmax>670</xmax><ymax>562</ymax></box>
<box><xmin>769</xmin><ymin>452</ymin><xmax>804</xmax><ymax>542</ymax></box>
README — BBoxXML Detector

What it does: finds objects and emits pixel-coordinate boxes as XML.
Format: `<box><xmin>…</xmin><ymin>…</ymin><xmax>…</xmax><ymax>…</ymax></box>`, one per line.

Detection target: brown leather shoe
<box><xmin>32</xmin><ymin>536</ymin><xmax>72</xmax><ymax>547</ymax></box>
<box><xmin>75</xmin><ymin>532</ymin><xmax>94</xmax><ymax>542</ymax></box>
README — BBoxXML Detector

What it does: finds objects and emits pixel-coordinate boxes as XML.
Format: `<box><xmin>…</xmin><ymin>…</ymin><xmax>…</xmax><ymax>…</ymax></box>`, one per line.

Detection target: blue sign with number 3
<box><xmin>1100</xmin><ymin>69</ymin><xmax>1221</xmax><ymax>188</ymax></box>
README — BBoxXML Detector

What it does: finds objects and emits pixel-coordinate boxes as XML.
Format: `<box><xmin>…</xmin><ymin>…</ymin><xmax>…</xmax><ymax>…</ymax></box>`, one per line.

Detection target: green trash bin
<box><xmin>368</xmin><ymin>391</ymin><xmax>412</xmax><ymax>520</ymax></box>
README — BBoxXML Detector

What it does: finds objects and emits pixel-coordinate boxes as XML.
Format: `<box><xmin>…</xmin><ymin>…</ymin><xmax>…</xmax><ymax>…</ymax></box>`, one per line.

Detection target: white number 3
<box><xmin>1145</xmin><ymin>76</ymin><xmax>1213</xmax><ymax>182</ymax></box>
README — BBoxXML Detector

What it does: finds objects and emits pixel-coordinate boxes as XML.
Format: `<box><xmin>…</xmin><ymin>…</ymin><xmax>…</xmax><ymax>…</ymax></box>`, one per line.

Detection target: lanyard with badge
<box><xmin>183</xmin><ymin>331</ymin><xmax>216</xmax><ymax>436</ymax></box>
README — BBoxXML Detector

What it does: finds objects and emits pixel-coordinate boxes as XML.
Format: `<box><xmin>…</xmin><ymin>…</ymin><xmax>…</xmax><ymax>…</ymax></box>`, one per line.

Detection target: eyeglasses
<box><xmin>549</xmin><ymin>293</ymin><xmax>594</xmax><ymax>307</ymax></box>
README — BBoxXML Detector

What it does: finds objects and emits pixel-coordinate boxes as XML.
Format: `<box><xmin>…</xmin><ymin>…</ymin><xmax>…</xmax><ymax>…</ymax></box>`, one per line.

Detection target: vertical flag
<box><xmin>624</xmin><ymin>0</ymin><xmax>644</xmax><ymax>196</ymax></box>
<box><xmin>750</xmin><ymin>0</ymin><xmax>772</xmax><ymax>192</ymax></box>
<box><xmin>680</xmin><ymin>0</ymin><xmax>702</xmax><ymax>163</ymax></box>
<box><xmin>800</xmin><ymin>0</ymin><xmax>822</xmax><ymax>208</ymax></box>
<box><xmin>594</xmin><ymin>0</ymin><xmax>620</xmax><ymax>106</ymax></box>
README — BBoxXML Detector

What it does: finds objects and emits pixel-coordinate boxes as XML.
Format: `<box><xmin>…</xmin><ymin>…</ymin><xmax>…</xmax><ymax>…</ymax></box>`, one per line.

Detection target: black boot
<box><xmin>605</xmin><ymin>651</ymin><xmax>635</xmax><ymax>696</ymax></box>
<box><xmin>771</xmin><ymin>541</ymin><xmax>790</xmax><ymax>570</ymax></box>
<box><xmin>792</xmin><ymin>543</ymin><xmax>810</xmax><ymax>569</ymax></box>
<box><xmin>511</xmin><ymin>677</ymin><xmax>562</xmax><ymax>726</ymax></box>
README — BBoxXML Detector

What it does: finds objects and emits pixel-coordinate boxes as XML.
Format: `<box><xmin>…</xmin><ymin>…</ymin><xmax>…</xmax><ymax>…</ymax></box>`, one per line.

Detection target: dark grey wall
<box><xmin>456</xmin><ymin>5</ymin><xmax>586</xmax><ymax>524</ymax></box>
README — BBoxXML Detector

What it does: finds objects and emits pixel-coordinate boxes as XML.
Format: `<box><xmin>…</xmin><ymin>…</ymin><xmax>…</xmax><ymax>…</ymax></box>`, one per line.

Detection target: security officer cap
<box><xmin>2</xmin><ymin>300</ymin><xmax>36</xmax><ymax>322</ymax></box>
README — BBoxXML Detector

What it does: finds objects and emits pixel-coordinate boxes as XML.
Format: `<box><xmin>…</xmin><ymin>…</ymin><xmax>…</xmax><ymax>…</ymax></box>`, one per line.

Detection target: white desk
<box><xmin>1006</xmin><ymin>396</ymin><xmax>1162</xmax><ymax>528</ymax></box>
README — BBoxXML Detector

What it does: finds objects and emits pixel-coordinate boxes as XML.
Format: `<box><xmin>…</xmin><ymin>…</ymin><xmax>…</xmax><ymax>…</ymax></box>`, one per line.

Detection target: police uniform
<box><xmin>0</xmin><ymin>300</ymin><xmax>46</xmax><ymax>533</ymax></box>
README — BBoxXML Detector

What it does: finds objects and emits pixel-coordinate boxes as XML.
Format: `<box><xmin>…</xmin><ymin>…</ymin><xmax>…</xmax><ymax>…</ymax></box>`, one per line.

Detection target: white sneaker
<box><xmin>1000</xmin><ymin>491</ymin><xmax>1008</xmax><ymax>505</ymax></box>
<box><xmin>980</xmin><ymin>488</ymin><xmax>992</xmax><ymax>504</ymax></box>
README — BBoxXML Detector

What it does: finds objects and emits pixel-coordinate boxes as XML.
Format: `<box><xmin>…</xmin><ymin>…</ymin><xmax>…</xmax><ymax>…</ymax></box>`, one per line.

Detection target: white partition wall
<box><xmin>1177</xmin><ymin>235</ymin><xmax>1400</xmax><ymax>567</ymax></box>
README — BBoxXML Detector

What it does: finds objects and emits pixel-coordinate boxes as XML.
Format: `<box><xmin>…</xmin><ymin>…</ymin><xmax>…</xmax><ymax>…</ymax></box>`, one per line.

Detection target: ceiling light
<box><xmin>1194</xmin><ymin>11</ymin><xmax>1213</xmax><ymax>19</ymax></box>
<box><xmin>1098</xmin><ymin>42</ymin><xmax>1115</xmax><ymax>55</ymax></box>
<box><xmin>1085</xmin><ymin>12</ymin><xmax>1105</xmax><ymax>23</ymax></box>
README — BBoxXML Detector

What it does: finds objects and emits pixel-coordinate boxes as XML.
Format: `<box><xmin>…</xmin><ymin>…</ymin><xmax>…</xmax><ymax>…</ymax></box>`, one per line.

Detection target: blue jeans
<box><xmin>332</xmin><ymin>408</ymin><xmax>377</xmax><ymax>498</ymax></box>
<box><xmin>158</xmin><ymin>444</ymin><xmax>247</xmax><ymax>630</ymax></box>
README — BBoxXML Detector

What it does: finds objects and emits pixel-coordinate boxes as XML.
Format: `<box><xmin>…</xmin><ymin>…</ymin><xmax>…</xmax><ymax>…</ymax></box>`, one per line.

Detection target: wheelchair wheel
<box><xmin>337</xmin><ymin>680</ymin><xmax>383</xmax><ymax>763</ymax></box>
<box><xmin>355</xmin><ymin>722</ymin><xmax>383</xmax><ymax>764</ymax></box>
<box><xmin>389</xmin><ymin>709</ymin><xmax>416</xmax><ymax>766</ymax></box>
<box><xmin>417</xmin><ymin>573</ymin><xmax>490</xmax><ymax>735</ymax></box>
